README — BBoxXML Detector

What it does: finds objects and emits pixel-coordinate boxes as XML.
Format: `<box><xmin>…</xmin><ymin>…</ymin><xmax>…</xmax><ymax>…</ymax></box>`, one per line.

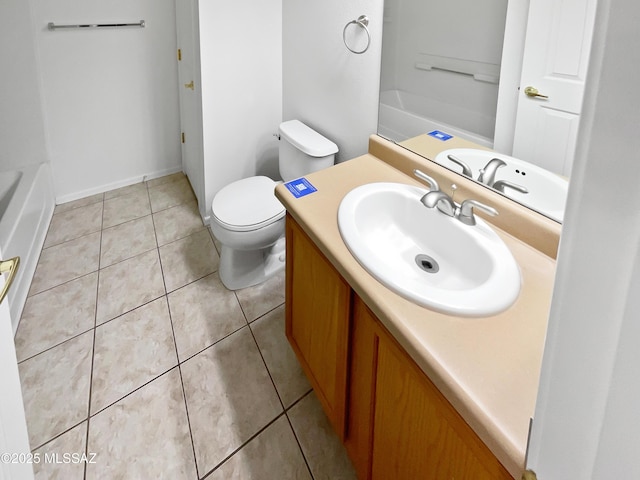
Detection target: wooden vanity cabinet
<box><xmin>285</xmin><ymin>215</ymin><xmax>514</xmax><ymax>479</ymax></box>
<box><xmin>348</xmin><ymin>297</ymin><xmax>513</xmax><ymax>480</ymax></box>
<box><xmin>285</xmin><ymin>215</ymin><xmax>351</xmax><ymax>438</ymax></box>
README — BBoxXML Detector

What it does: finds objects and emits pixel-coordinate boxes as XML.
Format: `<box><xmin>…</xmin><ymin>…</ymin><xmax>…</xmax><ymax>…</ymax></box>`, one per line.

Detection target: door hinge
<box><xmin>181</xmin><ymin>132</ymin><xmax>185</xmax><ymax>143</ymax></box>
<box><xmin>177</xmin><ymin>48</ymin><xmax>182</xmax><ymax>61</ymax></box>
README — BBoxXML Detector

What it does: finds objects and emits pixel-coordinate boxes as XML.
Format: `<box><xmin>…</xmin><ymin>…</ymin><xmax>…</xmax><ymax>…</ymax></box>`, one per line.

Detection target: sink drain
<box><xmin>415</xmin><ymin>254</ymin><xmax>439</xmax><ymax>273</ymax></box>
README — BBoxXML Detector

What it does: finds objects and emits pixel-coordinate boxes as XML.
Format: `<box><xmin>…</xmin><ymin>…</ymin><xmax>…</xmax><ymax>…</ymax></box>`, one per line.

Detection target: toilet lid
<box><xmin>212</xmin><ymin>176</ymin><xmax>285</xmax><ymax>232</ymax></box>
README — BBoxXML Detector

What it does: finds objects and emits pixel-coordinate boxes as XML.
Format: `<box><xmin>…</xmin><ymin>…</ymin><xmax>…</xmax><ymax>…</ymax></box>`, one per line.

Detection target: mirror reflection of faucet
<box><xmin>477</xmin><ymin>158</ymin><xmax>507</xmax><ymax>185</ymax></box>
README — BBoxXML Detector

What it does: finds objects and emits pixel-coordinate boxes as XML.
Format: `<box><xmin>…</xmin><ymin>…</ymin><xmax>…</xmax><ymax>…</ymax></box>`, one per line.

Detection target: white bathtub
<box><xmin>378</xmin><ymin>89</ymin><xmax>494</xmax><ymax>148</ymax></box>
<box><xmin>0</xmin><ymin>163</ymin><xmax>55</xmax><ymax>333</ymax></box>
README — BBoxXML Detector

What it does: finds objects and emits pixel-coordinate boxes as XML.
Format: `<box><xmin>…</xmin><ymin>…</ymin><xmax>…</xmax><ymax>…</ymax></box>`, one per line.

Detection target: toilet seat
<box><xmin>212</xmin><ymin>176</ymin><xmax>285</xmax><ymax>232</ymax></box>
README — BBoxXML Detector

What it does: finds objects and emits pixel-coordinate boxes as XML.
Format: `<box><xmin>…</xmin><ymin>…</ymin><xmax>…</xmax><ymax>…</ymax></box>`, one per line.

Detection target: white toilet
<box><xmin>210</xmin><ymin>120</ymin><xmax>338</xmax><ymax>290</ymax></box>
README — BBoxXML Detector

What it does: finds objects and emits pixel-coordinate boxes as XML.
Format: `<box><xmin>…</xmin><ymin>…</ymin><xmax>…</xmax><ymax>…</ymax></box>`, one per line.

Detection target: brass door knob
<box><xmin>524</xmin><ymin>86</ymin><xmax>549</xmax><ymax>99</ymax></box>
<box><xmin>0</xmin><ymin>256</ymin><xmax>20</xmax><ymax>304</ymax></box>
<box><xmin>184</xmin><ymin>80</ymin><xmax>195</xmax><ymax>90</ymax></box>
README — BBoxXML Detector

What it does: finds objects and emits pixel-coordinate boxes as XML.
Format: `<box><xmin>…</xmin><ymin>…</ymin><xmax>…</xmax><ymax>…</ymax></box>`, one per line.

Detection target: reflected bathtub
<box><xmin>0</xmin><ymin>163</ymin><xmax>55</xmax><ymax>333</ymax></box>
<box><xmin>378</xmin><ymin>89</ymin><xmax>494</xmax><ymax>148</ymax></box>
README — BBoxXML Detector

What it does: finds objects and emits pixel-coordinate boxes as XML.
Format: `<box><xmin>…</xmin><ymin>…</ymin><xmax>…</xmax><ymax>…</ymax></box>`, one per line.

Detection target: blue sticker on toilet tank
<box><xmin>427</xmin><ymin>130</ymin><xmax>453</xmax><ymax>141</ymax></box>
<box><xmin>284</xmin><ymin>177</ymin><xmax>317</xmax><ymax>198</ymax></box>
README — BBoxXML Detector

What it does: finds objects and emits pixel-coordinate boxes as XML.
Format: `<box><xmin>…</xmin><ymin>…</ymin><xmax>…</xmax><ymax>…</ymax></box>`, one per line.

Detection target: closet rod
<box><xmin>47</xmin><ymin>20</ymin><xmax>145</xmax><ymax>30</ymax></box>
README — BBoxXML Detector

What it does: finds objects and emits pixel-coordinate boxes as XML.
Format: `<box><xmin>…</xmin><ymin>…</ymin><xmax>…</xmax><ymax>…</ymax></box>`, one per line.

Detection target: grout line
<box><xmin>86</xmin><ymin>362</ymin><xmax>178</xmax><ymax>419</ymax></box>
<box><xmin>199</xmin><ymin>411</ymin><xmax>289</xmax><ymax>480</ymax></box>
<box><xmin>29</xmin><ymin>419</ymin><xmax>87</xmax><ymax>453</ymax></box>
<box><xmin>246</xmin><ymin>318</ymin><xmax>286</xmax><ymax>411</ymax></box>
<box><xmin>284</xmin><ymin>390</ymin><xmax>316</xmax><ymax>480</ymax></box>
<box><xmin>83</xmin><ymin>197</ymin><xmax>104</xmax><ymax>480</ymax></box>
<box><xmin>16</xmin><ymin>326</ymin><xmax>96</xmax><ymax>365</ymax></box>
<box><xmin>163</xmin><ymin>294</ymin><xmax>201</xmax><ymax>479</ymax></box>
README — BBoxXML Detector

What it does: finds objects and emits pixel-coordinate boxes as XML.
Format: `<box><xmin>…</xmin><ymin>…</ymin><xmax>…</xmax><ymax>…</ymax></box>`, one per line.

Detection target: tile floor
<box><xmin>14</xmin><ymin>173</ymin><xmax>357</xmax><ymax>479</ymax></box>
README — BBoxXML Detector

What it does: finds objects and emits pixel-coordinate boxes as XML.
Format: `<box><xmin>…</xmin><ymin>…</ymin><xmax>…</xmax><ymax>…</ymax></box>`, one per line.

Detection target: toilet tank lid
<box><xmin>279</xmin><ymin>120</ymin><xmax>339</xmax><ymax>158</ymax></box>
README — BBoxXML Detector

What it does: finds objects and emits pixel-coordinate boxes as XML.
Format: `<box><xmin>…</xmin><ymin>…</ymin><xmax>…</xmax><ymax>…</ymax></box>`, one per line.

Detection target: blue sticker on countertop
<box><xmin>284</xmin><ymin>177</ymin><xmax>317</xmax><ymax>198</ymax></box>
<box><xmin>427</xmin><ymin>130</ymin><xmax>453</xmax><ymax>141</ymax></box>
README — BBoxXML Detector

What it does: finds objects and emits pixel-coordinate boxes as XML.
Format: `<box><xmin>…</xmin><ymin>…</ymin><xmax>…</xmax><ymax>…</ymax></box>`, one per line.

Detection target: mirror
<box><xmin>377</xmin><ymin>0</ymin><xmax>571</xmax><ymax>223</ymax></box>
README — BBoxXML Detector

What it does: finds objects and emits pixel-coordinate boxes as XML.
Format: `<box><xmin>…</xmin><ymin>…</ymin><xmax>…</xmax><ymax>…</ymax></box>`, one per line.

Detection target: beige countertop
<box><xmin>275</xmin><ymin>153</ymin><xmax>556</xmax><ymax>478</ymax></box>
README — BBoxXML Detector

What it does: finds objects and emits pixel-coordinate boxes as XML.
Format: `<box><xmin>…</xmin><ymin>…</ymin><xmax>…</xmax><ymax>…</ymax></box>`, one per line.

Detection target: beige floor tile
<box><xmin>96</xmin><ymin>249</ymin><xmax>165</xmax><ymax>325</ymax></box>
<box><xmin>103</xmin><ymin>181</ymin><xmax>147</xmax><ymax>201</ymax></box>
<box><xmin>181</xmin><ymin>327</ymin><xmax>282</xmax><ymax>476</ymax></box>
<box><xmin>153</xmin><ymin>200</ymin><xmax>204</xmax><ymax>246</ymax></box>
<box><xmin>168</xmin><ymin>273</ymin><xmax>245</xmax><ymax>362</ymax></box>
<box><xmin>102</xmin><ymin>189</ymin><xmax>151</xmax><ymax>229</ymax></box>
<box><xmin>287</xmin><ymin>391</ymin><xmax>357</xmax><ymax>480</ymax></box>
<box><xmin>251</xmin><ymin>305</ymin><xmax>311</xmax><ymax>408</ymax></box>
<box><xmin>15</xmin><ymin>272</ymin><xmax>98</xmax><ymax>362</ymax></box>
<box><xmin>208</xmin><ymin>415</ymin><xmax>311</xmax><ymax>480</ymax></box>
<box><xmin>29</xmin><ymin>232</ymin><xmax>101</xmax><ymax>296</ymax></box>
<box><xmin>148</xmin><ymin>177</ymin><xmax>195</xmax><ymax>213</ymax></box>
<box><xmin>54</xmin><ymin>193</ymin><xmax>103</xmax><ymax>215</ymax></box>
<box><xmin>91</xmin><ymin>298</ymin><xmax>177</xmax><ymax>414</ymax></box>
<box><xmin>45</xmin><ymin>202</ymin><xmax>103</xmax><ymax>248</ymax></box>
<box><xmin>100</xmin><ymin>215</ymin><xmax>157</xmax><ymax>267</ymax></box>
<box><xmin>86</xmin><ymin>369</ymin><xmax>197</xmax><ymax>480</ymax></box>
<box><xmin>33</xmin><ymin>422</ymin><xmax>87</xmax><ymax>480</ymax></box>
<box><xmin>146</xmin><ymin>172</ymin><xmax>185</xmax><ymax>189</ymax></box>
<box><xmin>19</xmin><ymin>331</ymin><xmax>93</xmax><ymax>449</ymax></box>
<box><xmin>159</xmin><ymin>229</ymin><xmax>219</xmax><ymax>292</ymax></box>
<box><xmin>236</xmin><ymin>269</ymin><xmax>285</xmax><ymax>322</ymax></box>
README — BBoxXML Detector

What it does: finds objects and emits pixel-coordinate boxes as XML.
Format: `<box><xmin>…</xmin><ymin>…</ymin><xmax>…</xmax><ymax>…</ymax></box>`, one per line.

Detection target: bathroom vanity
<box><xmin>275</xmin><ymin>136</ymin><xmax>558</xmax><ymax>479</ymax></box>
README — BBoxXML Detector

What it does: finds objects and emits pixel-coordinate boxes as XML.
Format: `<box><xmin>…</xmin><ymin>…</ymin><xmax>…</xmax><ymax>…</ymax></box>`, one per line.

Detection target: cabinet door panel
<box><xmin>372</xmin><ymin>333</ymin><xmax>512</xmax><ymax>480</ymax></box>
<box><xmin>285</xmin><ymin>216</ymin><xmax>351</xmax><ymax>438</ymax></box>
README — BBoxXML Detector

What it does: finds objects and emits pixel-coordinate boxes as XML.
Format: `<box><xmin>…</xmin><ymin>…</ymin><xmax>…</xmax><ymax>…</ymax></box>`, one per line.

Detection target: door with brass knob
<box><xmin>511</xmin><ymin>0</ymin><xmax>596</xmax><ymax>178</ymax></box>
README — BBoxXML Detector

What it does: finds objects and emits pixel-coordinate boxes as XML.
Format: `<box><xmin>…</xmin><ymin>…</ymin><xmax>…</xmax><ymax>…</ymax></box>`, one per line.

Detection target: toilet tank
<box><xmin>278</xmin><ymin>120</ymin><xmax>338</xmax><ymax>181</ymax></box>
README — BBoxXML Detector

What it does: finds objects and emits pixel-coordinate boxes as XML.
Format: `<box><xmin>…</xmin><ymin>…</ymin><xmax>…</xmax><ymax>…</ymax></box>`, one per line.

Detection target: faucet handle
<box><xmin>492</xmin><ymin>179</ymin><xmax>529</xmax><ymax>194</ymax></box>
<box><xmin>446</xmin><ymin>154</ymin><xmax>473</xmax><ymax>177</ymax></box>
<box><xmin>458</xmin><ymin>199</ymin><xmax>498</xmax><ymax>226</ymax></box>
<box><xmin>413</xmin><ymin>169</ymin><xmax>440</xmax><ymax>191</ymax></box>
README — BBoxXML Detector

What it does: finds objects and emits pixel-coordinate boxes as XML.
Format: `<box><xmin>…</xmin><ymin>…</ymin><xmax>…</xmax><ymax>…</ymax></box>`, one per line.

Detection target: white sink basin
<box><xmin>338</xmin><ymin>182</ymin><xmax>521</xmax><ymax>317</ymax></box>
<box><xmin>433</xmin><ymin>148</ymin><xmax>568</xmax><ymax>222</ymax></box>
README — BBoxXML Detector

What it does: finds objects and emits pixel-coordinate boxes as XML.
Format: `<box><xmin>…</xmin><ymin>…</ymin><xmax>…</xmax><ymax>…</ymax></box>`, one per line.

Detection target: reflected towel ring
<box><xmin>343</xmin><ymin>15</ymin><xmax>370</xmax><ymax>54</ymax></box>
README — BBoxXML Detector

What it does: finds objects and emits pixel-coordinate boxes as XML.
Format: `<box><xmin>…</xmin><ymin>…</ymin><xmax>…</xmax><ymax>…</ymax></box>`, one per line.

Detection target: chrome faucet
<box><xmin>420</xmin><ymin>190</ymin><xmax>457</xmax><ymax>217</ymax></box>
<box><xmin>413</xmin><ymin>169</ymin><xmax>498</xmax><ymax>225</ymax></box>
<box><xmin>477</xmin><ymin>158</ymin><xmax>506</xmax><ymax>186</ymax></box>
<box><xmin>413</xmin><ymin>170</ymin><xmax>455</xmax><ymax>217</ymax></box>
<box><xmin>457</xmin><ymin>199</ymin><xmax>498</xmax><ymax>226</ymax></box>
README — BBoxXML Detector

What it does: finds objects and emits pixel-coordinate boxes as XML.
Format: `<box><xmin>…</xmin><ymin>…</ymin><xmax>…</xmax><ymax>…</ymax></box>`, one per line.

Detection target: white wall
<box><xmin>0</xmin><ymin>0</ymin><xmax>49</xmax><ymax>171</ymax></box>
<box><xmin>31</xmin><ymin>0</ymin><xmax>181</xmax><ymax>202</ymax></box>
<box><xmin>198</xmin><ymin>0</ymin><xmax>282</xmax><ymax>223</ymax></box>
<box><xmin>283</xmin><ymin>0</ymin><xmax>384</xmax><ymax>164</ymax></box>
<box><xmin>527</xmin><ymin>0</ymin><xmax>640</xmax><ymax>477</ymax></box>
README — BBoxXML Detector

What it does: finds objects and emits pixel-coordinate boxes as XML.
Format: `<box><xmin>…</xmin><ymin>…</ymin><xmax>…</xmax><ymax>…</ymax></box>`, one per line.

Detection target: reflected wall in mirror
<box><xmin>379</xmin><ymin>0</ymin><xmax>507</xmax><ymax>148</ymax></box>
<box><xmin>378</xmin><ymin>0</ymin><xmax>597</xmax><ymax>224</ymax></box>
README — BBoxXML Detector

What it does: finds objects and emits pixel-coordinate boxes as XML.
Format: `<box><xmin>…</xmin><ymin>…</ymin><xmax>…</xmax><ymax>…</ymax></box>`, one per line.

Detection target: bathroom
<box><xmin>1</xmin><ymin>0</ymin><xmax>639</xmax><ymax>478</ymax></box>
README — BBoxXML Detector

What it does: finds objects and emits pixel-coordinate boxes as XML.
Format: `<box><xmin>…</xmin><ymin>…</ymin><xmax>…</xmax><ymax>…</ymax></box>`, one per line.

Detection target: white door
<box><xmin>512</xmin><ymin>0</ymin><xmax>597</xmax><ymax>177</ymax></box>
<box><xmin>0</xmin><ymin>253</ymin><xmax>33</xmax><ymax>480</ymax></box>
<box><xmin>175</xmin><ymin>0</ymin><xmax>205</xmax><ymax>219</ymax></box>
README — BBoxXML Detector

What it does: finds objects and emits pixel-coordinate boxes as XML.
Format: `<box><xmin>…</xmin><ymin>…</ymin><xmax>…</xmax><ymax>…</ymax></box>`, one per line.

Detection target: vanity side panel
<box><xmin>285</xmin><ymin>214</ymin><xmax>351</xmax><ymax>439</ymax></box>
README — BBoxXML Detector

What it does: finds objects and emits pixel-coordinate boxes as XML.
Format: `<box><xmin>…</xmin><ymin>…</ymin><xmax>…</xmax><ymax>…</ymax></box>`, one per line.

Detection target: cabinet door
<box><xmin>372</xmin><ymin>328</ymin><xmax>513</xmax><ymax>480</ymax></box>
<box><xmin>285</xmin><ymin>215</ymin><xmax>351</xmax><ymax>438</ymax></box>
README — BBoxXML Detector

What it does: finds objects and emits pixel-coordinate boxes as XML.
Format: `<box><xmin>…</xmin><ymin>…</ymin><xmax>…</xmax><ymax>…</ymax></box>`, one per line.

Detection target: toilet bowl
<box><xmin>210</xmin><ymin>120</ymin><xmax>338</xmax><ymax>290</ymax></box>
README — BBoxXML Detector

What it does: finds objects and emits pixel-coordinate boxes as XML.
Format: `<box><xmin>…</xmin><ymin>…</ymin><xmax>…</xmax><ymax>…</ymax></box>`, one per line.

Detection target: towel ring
<box><xmin>343</xmin><ymin>15</ymin><xmax>370</xmax><ymax>54</ymax></box>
